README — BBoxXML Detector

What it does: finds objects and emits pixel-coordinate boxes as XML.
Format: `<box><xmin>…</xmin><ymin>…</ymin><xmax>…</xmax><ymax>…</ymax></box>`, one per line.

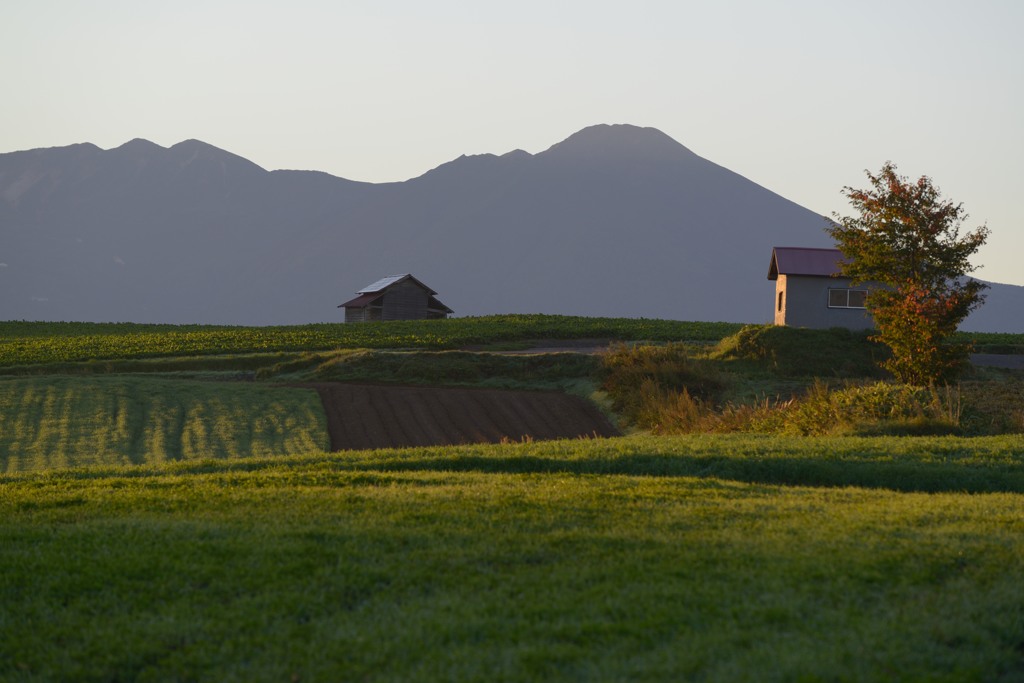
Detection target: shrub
<box><xmin>780</xmin><ymin>381</ymin><xmax>962</xmax><ymax>436</ymax></box>
<box><xmin>596</xmin><ymin>338</ymin><xmax>1024</xmax><ymax>438</ymax></box>
<box><xmin>616</xmin><ymin>378</ymin><xmax>794</xmax><ymax>435</ymax></box>
<box><xmin>712</xmin><ymin>325</ymin><xmax>888</xmax><ymax>378</ymax></box>
<box><xmin>600</xmin><ymin>343</ymin><xmax>727</xmax><ymax>425</ymax></box>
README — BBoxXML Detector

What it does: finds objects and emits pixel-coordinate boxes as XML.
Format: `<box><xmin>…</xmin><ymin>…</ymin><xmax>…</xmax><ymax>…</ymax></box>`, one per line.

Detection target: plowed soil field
<box><xmin>305</xmin><ymin>383</ymin><xmax>620</xmax><ymax>451</ymax></box>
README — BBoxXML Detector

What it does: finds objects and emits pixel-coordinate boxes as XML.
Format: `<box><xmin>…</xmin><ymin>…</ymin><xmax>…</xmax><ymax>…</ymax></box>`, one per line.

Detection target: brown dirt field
<box><xmin>302</xmin><ymin>382</ymin><xmax>620</xmax><ymax>451</ymax></box>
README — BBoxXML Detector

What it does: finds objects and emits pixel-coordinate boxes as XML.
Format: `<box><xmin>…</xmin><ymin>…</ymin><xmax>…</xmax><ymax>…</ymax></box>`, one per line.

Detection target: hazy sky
<box><xmin>3</xmin><ymin>0</ymin><xmax>1022</xmax><ymax>285</ymax></box>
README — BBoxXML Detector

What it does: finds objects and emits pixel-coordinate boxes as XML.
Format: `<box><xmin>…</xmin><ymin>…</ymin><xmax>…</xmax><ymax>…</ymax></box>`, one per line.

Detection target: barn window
<box><xmin>828</xmin><ymin>288</ymin><xmax>868</xmax><ymax>309</ymax></box>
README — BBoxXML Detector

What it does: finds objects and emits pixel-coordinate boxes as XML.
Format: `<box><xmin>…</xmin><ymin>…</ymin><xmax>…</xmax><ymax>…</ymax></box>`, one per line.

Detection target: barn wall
<box><xmin>381</xmin><ymin>280</ymin><xmax>429</xmax><ymax>321</ymax></box>
<box><xmin>345</xmin><ymin>305</ymin><xmax>383</xmax><ymax>323</ymax></box>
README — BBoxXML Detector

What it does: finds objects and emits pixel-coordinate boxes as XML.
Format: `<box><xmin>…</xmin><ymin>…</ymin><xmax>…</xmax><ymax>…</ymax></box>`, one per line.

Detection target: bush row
<box><xmin>600</xmin><ymin>328</ymin><xmax>1024</xmax><ymax>436</ymax></box>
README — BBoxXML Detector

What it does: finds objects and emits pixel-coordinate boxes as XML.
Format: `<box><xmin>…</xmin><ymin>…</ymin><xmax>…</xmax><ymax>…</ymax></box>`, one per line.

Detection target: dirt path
<box><xmin>462</xmin><ymin>339</ymin><xmax>615</xmax><ymax>355</ymax></box>
<box><xmin>302</xmin><ymin>383</ymin><xmax>620</xmax><ymax>452</ymax></box>
<box><xmin>971</xmin><ymin>354</ymin><xmax>1024</xmax><ymax>369</ymax></box>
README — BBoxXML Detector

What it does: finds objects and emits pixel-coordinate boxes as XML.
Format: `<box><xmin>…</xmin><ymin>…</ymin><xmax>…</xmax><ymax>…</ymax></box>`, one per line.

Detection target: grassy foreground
<box><xmin>3</xmin><ymin>435</ymin><xmax>1024</xmax><ymax>682</ymax></box>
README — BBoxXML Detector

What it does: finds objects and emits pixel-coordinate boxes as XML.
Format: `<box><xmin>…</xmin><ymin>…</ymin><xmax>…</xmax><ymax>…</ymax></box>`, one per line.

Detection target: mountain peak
<box><xmin>114</xmin><ymin>138</ymin><xmax>165</xmax><ymax>153</ymax></box>
<box><xmin>169</xmin><ymin>138</ymin><xmax>228</xmax><ymax>155</ymax></box>
<box><xmin>501</xmin><ymin>149</ymin><xmax>532</xmax><ymax>160</ymax></box>
<box><xmin>108</xmin><ymin>139</ymin><xmax>166</xmax><ymax>166</ymax></box>
<box><xmin>167</xmin><ymin>139</ymin><xmax>267</xmax><ymax>174</ymax></box>
<box><xmin>542</xmin><ymin>124</ymin><xmax>697</xmax><ymax>162</ymax></box>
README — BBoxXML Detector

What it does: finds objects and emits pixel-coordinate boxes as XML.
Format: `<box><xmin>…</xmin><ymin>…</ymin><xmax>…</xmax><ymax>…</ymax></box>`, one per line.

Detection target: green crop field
<box><xmin>0</xmin><ymin>376</ymin><xmax>327</xmax><ymax>472</ymax></box>
<box><xmin>0</xmin><ymin>316</ymin><xmax>744</xmax><ymax>368</ymax></box>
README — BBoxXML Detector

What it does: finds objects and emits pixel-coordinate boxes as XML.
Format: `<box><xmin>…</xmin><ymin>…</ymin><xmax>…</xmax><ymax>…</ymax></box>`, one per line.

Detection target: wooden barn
<box><xmin>339</xmin><ymin>274</ymin><xmax>453</xmax><ymax>323</ymax></box>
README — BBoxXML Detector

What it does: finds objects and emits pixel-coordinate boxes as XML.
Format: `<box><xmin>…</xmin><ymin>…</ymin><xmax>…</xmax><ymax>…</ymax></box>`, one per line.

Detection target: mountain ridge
<box><xmin>0</xmin><ymin>125</ymin><xmax>1019</xmax><ymax>331</ymax></box>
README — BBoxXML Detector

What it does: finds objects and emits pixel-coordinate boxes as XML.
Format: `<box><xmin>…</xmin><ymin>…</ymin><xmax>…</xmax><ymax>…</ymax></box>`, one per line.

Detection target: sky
<box><xmin>3</xmin><ymin>0</ymin><xmax>1022</xmax><ymax>285</ymax></box>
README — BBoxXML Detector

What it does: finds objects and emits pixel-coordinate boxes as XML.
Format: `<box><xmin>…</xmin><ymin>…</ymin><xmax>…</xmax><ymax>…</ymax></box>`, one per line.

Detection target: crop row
<box><xmin>0</xmin><ymin>315</ymin><xmax>745</xmax><ymax>367</ymax></box>
<box><xmin>0</xmin><ymin>376</ymin><xmax>328</xmax><ymax>473</ymax></box>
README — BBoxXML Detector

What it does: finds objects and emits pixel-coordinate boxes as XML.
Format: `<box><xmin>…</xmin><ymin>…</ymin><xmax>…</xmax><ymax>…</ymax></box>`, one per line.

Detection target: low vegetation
<box><xmin>961</xmin><ymin>331</ymin><xmax>1024</xmax><ymax>355</ymax></box>
<box><xmin>600</xmin><ymin>325</ymin><xmax>1024</xmax><ymax>437</ymax></box>
<box><xmin>710</xmin><ymin>324</ymin><xmax>889</xmax><ymax>378</ymax></box>
<box><xmin>3</xmin><ymin>436</ymin><xmax>1024</xmax><ymax>682</ymax></box>
<box><xmin>261</xmin><ymin>349</ymin><xmax>601</xmax><ymax>393</ymax></box>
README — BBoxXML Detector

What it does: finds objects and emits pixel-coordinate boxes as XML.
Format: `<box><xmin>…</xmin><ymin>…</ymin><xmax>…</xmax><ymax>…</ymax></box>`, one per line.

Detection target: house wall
<box><xmin>774</xmin><ymin>274</ymin><xmax>788</xmax><ymax>326</ymax></box>
<box><xmin>775</xmin><ymin>274</ymin><xmax>874</xmax><ymax>330</ymax></box>
<box><xmin>381</xmin><ymin>280</ymin><xmax>430</xmax><ymax>321</ymax></box>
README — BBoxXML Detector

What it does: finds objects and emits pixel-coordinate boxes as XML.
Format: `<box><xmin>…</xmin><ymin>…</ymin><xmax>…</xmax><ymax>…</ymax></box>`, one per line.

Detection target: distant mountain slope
<box><xmin>0</xmin><ymin>138</ymin><xmax>369</xmax><ymax>323</ymax></box>
<box><xmin>968</xmin><ymin>281</ymin><xmax>1024</xmax><ymax>333</ymax></box>
<box><xmin>0</xmin><ymin>125</ymin><xmax>1019</xmax><ymax>331</ymax></box>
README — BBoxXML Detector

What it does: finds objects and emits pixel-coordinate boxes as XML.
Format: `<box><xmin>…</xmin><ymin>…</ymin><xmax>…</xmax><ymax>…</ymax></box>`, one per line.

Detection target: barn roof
<box><xmin>427</xmin><ymin>295</ymin><xmax>454</xmax><ymax>314</ymax></box>
<box><xmin>357</xmin><ymin>274</ymin><xmax>438</xmax><ymax>295</ymax></box>
<box><xmin>768</xmin><ymin>247</ymin><xmax>848</xmax><ymax>281</ymax></box>
<box><xmin>338</xmin><ymin>293</ymin><xmax>383</xmax><ymax>309</ymax></box>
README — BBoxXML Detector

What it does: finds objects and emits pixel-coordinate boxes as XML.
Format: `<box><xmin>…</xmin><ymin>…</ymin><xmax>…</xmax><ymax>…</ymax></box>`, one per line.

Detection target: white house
<box><xmin>768</xmin><ymin>247</ymin><xmax>874</xmax><ymax>330</ymax></box>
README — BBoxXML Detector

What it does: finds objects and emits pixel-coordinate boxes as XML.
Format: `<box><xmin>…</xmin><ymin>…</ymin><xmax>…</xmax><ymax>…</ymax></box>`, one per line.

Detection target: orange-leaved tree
<box><xmin>827</xmin><ymin>162</ymin><xmax>989</xmax><ymax>385</ymax></box>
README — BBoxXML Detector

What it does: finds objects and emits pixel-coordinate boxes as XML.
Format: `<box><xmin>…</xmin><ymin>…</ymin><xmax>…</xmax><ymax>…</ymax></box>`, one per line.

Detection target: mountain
<box><xmin>966</xmin><ymin>281</ymin><xmax>1024</xmax><ymax>333</ymax></box>
<box><xmin>0</xmin><ymin>124</ymin><xmax>1020</xmax><ymax>331</ymax></box>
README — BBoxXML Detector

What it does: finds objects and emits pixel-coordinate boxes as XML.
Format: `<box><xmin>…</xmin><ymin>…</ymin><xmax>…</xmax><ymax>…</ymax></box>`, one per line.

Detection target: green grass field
<box><xmin>3</xmin><ymin>436</ymin><xmax>1024</xmax><ymax>682</ymax></box>
<box><xmin>3</xmin><ymin>316</ymin><xmax>1024</xmax><ymax>680</ymax></box>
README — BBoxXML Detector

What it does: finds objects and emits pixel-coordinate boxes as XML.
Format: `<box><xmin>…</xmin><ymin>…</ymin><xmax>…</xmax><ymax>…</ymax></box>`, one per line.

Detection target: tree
<box><xmin>827</xmin><ymin>162</ymin><xmax>989</xmax><ymax>385</ymax></box>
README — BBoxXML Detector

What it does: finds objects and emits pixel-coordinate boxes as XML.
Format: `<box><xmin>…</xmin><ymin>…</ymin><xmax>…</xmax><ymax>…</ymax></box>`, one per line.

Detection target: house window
<box><xmin>828</xmin><ymin>288</ymin><xmax>868</xmax><ymax>309</ymax></box>
<box><xmin>777</xmin><ymin>291</ymin><xmax>784</xmax><ymax>312</ymax></box>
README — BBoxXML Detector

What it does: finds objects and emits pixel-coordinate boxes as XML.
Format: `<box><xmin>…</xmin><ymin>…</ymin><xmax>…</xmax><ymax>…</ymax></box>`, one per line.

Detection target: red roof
<box><xmin>338</xmin><ymin>293</ymin><xmax>383</xmax><ymax>309</ymax></box>
<box><xmin>767</xmin><ymin>247</ymin><xmax>848</xmax><ymax>280</ymax></box>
